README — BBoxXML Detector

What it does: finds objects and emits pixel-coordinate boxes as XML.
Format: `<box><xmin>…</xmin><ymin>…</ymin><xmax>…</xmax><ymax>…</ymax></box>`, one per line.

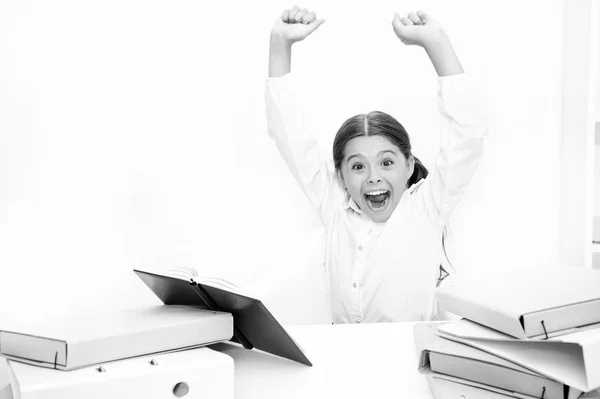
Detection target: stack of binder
<box><xmin>0</xmin><ymin>269</ymin><xmax>312</xmax><ymax>398</ymax></box>
<box><xmin>0</xmin><ymin>304</ymin><xmax>236</xmax><ymax>399</ymax></box>
<box><xmin>414</xmin><ymin>264</ymin><xmax>600</xmax><ymax>399</ymax></box>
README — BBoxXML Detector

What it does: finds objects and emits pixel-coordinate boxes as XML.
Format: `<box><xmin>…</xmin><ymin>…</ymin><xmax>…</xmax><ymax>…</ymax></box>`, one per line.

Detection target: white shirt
<box><xmin>265</xmin><ymin>73</ymin><xmax>487</xmax><ymax>323</ymax></box>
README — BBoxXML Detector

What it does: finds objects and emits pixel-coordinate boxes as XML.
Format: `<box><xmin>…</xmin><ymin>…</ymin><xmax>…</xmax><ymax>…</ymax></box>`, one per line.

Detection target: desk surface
<box><xmin>210</xmin><ymin>322</ymin><xmax>432</xmax><ymax>399</ymax></box>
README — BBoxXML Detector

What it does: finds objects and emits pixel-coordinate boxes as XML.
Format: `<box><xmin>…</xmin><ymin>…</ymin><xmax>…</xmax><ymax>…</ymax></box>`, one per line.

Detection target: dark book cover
<box><xmin>134</xmin><ymin>269</ymin><xmax>312</xmax><ymax>366</ymax></box>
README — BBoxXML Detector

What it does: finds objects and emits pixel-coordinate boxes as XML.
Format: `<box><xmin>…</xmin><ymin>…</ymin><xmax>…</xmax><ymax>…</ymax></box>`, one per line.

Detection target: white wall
<box><xmin>0</xmin><ymin>0</ymin><xmax>564</xmax><ymax>324</ymax></box>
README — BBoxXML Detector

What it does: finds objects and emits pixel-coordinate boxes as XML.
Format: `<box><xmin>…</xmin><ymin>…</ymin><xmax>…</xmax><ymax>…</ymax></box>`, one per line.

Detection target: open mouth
<box><xmin>364</xmin><ymin>190</ymin><xmax>391</xmax><ymax>211</ymax></box>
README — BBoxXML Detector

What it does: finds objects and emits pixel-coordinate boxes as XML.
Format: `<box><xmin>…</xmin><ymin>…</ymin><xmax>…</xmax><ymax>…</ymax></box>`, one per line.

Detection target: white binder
<box><xmin>4</xmin><ymin>347</ymin><xmax>233</xmax><ymax>399</ymax></box>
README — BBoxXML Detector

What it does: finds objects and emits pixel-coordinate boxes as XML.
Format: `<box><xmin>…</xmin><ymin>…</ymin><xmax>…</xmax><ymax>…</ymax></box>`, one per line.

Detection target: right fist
<box><xmin>270</xmin><ymin>6</ymin><xmax>325</xmax><ymax>45</ymax></box>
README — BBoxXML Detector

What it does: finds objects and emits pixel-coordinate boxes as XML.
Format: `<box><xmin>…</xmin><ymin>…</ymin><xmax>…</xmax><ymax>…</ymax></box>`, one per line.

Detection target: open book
<box><xmin>134</xmin><ymin>267</ymin><xmax>312</xmax><ymax>366</ymax></box>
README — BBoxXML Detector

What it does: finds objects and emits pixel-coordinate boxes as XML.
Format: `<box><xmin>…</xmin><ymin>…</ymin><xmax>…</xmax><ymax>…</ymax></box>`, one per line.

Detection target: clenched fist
<box><xmin>392</xmin><ymin>10</ymin><xmax>445</xmax><ymax>48</ymax></box>
<box><xmin>270</xmin><ymin>6</ymin><xmax>325</xmax><ymax>45</ymax></box>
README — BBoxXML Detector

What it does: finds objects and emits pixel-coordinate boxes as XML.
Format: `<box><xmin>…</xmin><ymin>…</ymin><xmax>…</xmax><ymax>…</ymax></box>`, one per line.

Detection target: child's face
<box><xmin>338</xmin><ymin>135</ymin><xmax>414</xmax><ymax>223</ymax></box>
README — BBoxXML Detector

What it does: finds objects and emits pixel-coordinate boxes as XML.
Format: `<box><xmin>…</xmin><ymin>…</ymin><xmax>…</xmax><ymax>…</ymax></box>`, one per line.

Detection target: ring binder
<box><xmin>435</xmin><ymin>264</ymin><xmax>600</xmax><ymax>340</ymax></box>
<box><xmin>0</xmin><ymin>305</ymin><xmax>233</xmax><ymax>371</ymax></box>
<box><xmin>541</xmin><ymin>320</ymin><xmax>549</xmax><ymax>339</ymax></box>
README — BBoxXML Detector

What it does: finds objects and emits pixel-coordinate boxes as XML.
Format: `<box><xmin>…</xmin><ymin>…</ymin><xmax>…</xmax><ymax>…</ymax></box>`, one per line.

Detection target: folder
<box><xmin>414</xmin><ymin>322</ymin><xmax>582</xmax><ymax>399</ymax></box>
<box><xmin>0</xmin><ymin>305</ymin><xmax>232</xmax><ymax>370</ymax></box>
<box><xmin>435</xmin><ymin>264</ymin><xmax>600</xmax><ymax>339</ymax></box>
<box><xmin>426</xmin><ymin>372</ymin><xmax>541</xmax><ymax>399</ymax></box>
<box><xmin>426</xmin><ymin>374</ymin><xmax>600</xmax><ymax>399</ymax></box>
<box><xmin>6</xmin><ymin>347</ymin><xmax>233</xmax><ymax>399</ymax></box>
<box><xmin>437</xmin><ymin>319</ymin><xmax>600</xmax><ymax>393</ymax></box>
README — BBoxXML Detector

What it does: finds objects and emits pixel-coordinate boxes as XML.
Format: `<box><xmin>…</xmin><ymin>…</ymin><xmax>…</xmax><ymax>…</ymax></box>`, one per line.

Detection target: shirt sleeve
<box><xmin>265</xmin><ymin>73</ymin><xmax>338</xmax><ymax>226</ymax></box>
<box><xmin>418</xmin><ymin>73</ymin><xmax>489</xmax><ymax>226</ymax></box>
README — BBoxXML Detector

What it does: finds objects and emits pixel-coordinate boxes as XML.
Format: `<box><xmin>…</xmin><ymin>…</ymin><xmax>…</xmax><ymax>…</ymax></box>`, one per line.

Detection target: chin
<box><xmin>369</xmin><ymin>213</ymin><xmax>392</xmax><ymax>223</ymax></box>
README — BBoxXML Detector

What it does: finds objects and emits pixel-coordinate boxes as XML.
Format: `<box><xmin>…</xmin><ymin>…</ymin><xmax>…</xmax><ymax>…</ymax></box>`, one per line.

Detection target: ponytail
<box><xmin>408</xmin><ymin>156</ymin><xmax>428</xmax><ymax>187</ymax></box>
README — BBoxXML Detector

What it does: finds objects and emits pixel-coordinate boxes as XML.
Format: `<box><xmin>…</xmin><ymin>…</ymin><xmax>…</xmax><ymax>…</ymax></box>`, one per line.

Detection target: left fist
<box><xmin>392</xmin><ymin>10</ymin><xmax>445</xmax><ymax>48</ymax></box>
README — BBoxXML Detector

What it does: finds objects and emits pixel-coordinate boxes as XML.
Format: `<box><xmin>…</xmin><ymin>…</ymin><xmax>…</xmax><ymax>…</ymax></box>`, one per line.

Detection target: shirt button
<box><xmin>358</xmin><ymin>245</ymin><xmax>363</xmax><ymax>251</ymax></box>
<box><xmin>353</xmin><ymin>282</ymin><xmax>357</xmax><ymax>288</ymax></box>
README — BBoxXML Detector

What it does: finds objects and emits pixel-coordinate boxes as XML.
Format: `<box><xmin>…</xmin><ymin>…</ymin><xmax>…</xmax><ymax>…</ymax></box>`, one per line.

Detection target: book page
<box><xmin>195</xmin><ymin>276</ymin><xmax>247</xmax><ymax>296</ymax></box>
<box><xmin>136</xmin><ymin>266</ymin><xmax>252</xmax><ymax>297</ymax></box>
<box><xmin>157</xmin><ymin>266</ymin><xmax>199</xmax><ymax>282</ymax></box>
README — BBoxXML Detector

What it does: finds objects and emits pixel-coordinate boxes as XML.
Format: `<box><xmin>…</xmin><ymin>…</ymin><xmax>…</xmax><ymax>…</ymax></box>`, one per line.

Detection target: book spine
<box><xmin>188</xmin><ymin>282</ymin><xmax>254</xmax><ymax>350</ymax></box>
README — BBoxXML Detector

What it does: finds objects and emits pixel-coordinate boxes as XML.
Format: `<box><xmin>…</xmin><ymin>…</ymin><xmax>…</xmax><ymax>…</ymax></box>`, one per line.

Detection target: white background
<box><xmin>0</xmin><ymin>0</ymin><xmax>565</xmax><ymax>325</ymax></box>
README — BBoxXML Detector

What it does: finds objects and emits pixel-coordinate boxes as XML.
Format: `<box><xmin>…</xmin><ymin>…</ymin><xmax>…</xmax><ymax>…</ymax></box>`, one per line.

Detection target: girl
<box><xmin>266</xmin><ymin>7</ymin><xmax>487</xmax><ymax>323</ymax></box>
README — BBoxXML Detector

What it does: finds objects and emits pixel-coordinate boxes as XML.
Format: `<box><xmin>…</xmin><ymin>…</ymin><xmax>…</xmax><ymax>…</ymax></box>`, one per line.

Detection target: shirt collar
<box><xmin>342</xmin><ymin>192</ymin><xmax>365</xmax><ymax>215</ymax></box>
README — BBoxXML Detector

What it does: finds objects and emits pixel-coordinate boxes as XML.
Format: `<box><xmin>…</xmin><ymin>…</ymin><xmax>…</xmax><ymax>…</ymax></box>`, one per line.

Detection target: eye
<box><xmin>382</xmin><ymin>159</ymin><xmax>394</xmax><ymax>167</ymax></box>
<box><xmin>351</xmin><ymin>163</ymin><xmax>364</xmax><ymax>171</ymax></box>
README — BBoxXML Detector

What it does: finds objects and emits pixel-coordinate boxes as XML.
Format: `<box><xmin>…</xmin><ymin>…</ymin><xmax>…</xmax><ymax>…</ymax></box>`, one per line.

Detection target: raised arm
<box><xmin>392</xmin><ymin>10</ymin><xmax>487</xmax><ymax>223</ymax></box>
<box><xmin>269</xmin><ymin>7</ymin><xmax>325</xmax><ymax>77</ymax></box>
<box><xmin>392</xmin><ymin>10</ymin><xmax>463</xmax><ymax>77</ymax></box>
<box><xmin>266</xmin><ymin>8</ymin><xmax>336</xmax><ymax>225</ymax></box>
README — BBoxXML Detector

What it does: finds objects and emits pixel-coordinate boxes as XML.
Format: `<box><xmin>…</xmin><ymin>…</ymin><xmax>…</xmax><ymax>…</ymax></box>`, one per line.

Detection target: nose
<box><xmin>367</xmin><ymin>170</ymin><xmax>382</xmax><ymax>184</ymax></box>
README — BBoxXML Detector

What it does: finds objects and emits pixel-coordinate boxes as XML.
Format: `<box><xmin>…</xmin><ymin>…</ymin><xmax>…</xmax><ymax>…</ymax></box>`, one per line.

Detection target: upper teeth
<box><xmin>366</xmin><ymin>190</ymin><xmax>387</xmax><ymax>196</ymax></box>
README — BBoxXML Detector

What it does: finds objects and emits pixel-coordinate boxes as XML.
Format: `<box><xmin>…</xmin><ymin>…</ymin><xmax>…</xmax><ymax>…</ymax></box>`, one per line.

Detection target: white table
<box><xmin>210</xmin><ymin>322</ymin><xmax>432</xmax><ymax>399</ymax></box>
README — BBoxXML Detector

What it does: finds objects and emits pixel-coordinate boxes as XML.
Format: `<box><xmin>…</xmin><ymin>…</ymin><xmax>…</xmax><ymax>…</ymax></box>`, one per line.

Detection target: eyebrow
<box><xmin>346</xmin><ymin>149</ymin><xmax>398</xmax><ymax>163</ymax></box>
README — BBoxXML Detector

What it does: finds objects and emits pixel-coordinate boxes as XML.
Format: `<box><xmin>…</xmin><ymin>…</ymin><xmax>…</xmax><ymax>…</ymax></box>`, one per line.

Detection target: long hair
<box><xmin>332</xmin><ymin>111</ymin><xmax>427</xmax><ymax>187</ymax></box>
